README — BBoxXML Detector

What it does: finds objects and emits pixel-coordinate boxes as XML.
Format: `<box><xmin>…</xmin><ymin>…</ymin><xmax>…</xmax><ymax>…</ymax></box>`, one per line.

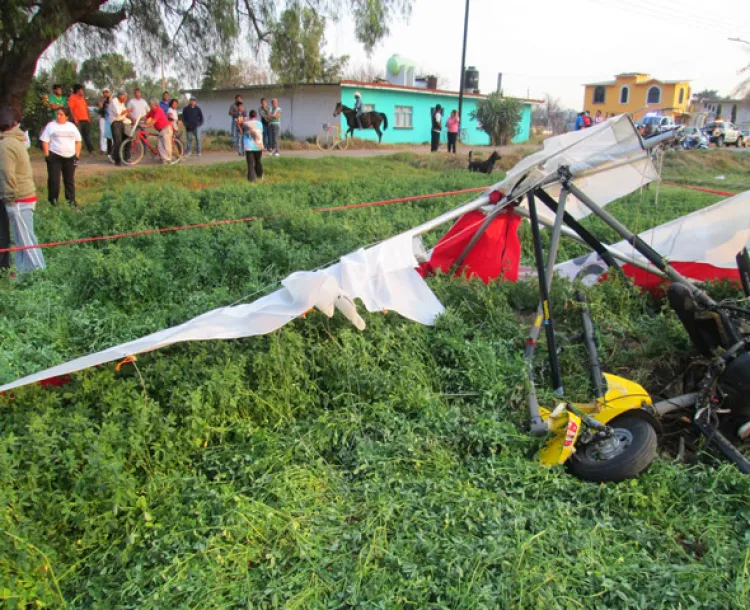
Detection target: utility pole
<box><xmin>457</xmin><ymin>0</ymin><xmax>470</xmax><ymax>142</ymax></box>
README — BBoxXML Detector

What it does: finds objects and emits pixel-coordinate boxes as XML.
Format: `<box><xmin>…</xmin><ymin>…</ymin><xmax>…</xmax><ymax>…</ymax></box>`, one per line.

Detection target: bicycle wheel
<box><xmin>120</xmin><ymin>138</ymin><xmax>145</xmax><ymax>166</ymax></box>
<box><xmin>317</xmin><ymin>129</ymin><xmax>335</xmax><ymax>151</ymax></box>
<box><xmin>170</xmin><ymin>138</ymin><xmax>184</xmax><ymax>164</ymax></box>
<box><xmin>338</xmin><ymin>132</ymin><xmax>350</xmax><ymax>151</ymax></box>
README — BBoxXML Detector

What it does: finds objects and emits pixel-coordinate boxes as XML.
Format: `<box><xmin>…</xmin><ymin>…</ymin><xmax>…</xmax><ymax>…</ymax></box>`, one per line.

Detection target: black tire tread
<box><xmin>568</xmin><ymin>415</ymin><xmax>657</xmax><ymax>482</ymax></box>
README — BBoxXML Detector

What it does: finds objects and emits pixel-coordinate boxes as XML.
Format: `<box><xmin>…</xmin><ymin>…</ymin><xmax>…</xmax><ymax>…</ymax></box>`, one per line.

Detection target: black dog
<box><xmin>468</xmin><ymin>150</ymin><xmax>501</xmax><ymax>174</ymax></box>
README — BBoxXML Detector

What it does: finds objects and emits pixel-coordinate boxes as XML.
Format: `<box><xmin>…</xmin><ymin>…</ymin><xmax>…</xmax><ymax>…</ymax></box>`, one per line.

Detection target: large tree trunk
<box><xmin>0</xmin><ymin>1</ymin><xmax>125</xmax><ymax>118</ymax></box>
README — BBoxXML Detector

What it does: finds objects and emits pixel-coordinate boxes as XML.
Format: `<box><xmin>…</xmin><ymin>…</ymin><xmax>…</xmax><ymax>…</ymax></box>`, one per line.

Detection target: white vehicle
<box><xmin>703</xmin><ymin>121</ymin><xmax>744</xmax><ymax>147</ymax></box>
<box><xmin>637</xmin><ymin>113</ymin><xmax>676</xmax><ymax>136</ymax></box>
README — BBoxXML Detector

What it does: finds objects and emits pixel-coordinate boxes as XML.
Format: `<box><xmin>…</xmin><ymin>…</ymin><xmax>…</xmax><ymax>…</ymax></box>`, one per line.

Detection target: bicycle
<box><xmin>120</xmin><ymin>124</ymin><xmax>184</xmax><ymax>166</ymax></box>
<box><xmin>316</xmin><ymin>122</ymin><xmax>349</xmax><ymax>151</ymax></box>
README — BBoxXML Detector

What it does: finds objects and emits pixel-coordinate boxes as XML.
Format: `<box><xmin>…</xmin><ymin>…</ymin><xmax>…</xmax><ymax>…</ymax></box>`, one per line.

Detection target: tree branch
<box><xmin>78</xmin><ymin>8</ymin><xmax>127</xmax><ymax>29</ymax></box>
<box><xmin>242</xmin><ymin>0</ymin><xmax>270</xmax><ymax>41</ymax></box>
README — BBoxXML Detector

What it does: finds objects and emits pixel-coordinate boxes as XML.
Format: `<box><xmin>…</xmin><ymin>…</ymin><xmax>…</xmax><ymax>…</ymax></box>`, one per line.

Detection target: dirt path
<box><xmin>30</xmin><ymin>143</ymin><xmax>532</xmax><ymax>182</ymax></box>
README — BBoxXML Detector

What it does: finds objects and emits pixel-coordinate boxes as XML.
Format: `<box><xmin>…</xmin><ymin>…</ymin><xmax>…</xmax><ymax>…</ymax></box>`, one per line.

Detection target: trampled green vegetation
<box><xmin>1</xmin><ymin>153</ymin><xmax>750</xmax><ymax>609</ymax></box>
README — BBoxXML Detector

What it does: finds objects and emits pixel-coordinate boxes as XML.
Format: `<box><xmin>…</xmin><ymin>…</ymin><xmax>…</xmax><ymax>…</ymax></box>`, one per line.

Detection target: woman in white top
<box><xmin>40</xmin><ymin>108</ymin><xmax>82</xmax><ymax>206</ymax></box>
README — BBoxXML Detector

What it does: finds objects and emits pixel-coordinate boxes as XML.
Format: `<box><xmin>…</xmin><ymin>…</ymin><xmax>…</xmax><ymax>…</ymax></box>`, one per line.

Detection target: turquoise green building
<box><xmin>340</xmin><ymin>80</ymin><xmax>538</xmax><ymax>146</ymax></box>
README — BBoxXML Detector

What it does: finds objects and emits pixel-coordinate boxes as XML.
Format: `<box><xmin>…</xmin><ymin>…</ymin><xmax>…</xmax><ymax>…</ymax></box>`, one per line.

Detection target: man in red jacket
<box><xmin>145</xmin><ymin>99</ymin><xmax>173</xmax><ymax>164</ymax></box>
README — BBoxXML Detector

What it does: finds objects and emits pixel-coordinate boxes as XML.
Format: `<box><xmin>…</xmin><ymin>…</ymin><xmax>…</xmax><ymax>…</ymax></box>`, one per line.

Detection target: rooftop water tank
<box><xmin>464</xmin><ymin>66</ymin><xmax>479</xmax><ymax>93</ymax></box>
<box><xmin>386</xmin><ymin>54</ymin><xmax>417</xmax><ymax>87</ymax></box>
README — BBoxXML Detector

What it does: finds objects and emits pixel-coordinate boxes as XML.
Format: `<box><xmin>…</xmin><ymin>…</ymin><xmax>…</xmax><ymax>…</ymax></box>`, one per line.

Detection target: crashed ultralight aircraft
<box><xmin>3</xmin><ymin>115</ymin><xmax>749</xmax><ymax>479</ymax></box>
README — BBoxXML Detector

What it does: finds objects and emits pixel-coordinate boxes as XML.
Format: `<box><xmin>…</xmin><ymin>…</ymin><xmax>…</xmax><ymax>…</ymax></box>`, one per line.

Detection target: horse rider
<box><xmin>354</xmin><ymin>92</ymin><xmax>363</xmax><ymax>129</ymax></box>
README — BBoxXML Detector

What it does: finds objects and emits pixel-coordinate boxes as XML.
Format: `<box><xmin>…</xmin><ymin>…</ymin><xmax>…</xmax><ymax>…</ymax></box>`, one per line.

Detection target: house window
<box><xmin>593</xmin><ymin>86</ymin><xmax>606</xmax><ymax>104</ymax></box>
<box><xmin>363</xmin><ymin>104</ymin><xmax>375</xmax><ymax>112</ymax></box>
<box><xmin>678</xmin><ymin>88</ymin><xmax>685</xmax><ymax>104</ymax></box>
<box><xmin>620</xmin><ymin>86</ymin><xmax>629</xmax><ymax>104</ymax></box>
<box><xmin>394</xmin><ymin>105</ymin><xmax>413</xmax><ymax>129</ymax></box>
<box><xmin>647</xmin><ymin>86</ymin><xmax>661</xmax><ymax>104</ymax></box>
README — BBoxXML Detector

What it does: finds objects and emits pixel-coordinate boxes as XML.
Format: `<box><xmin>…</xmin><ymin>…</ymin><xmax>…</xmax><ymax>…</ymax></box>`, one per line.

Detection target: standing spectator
<box><xmin>167</xmin><ymin>99</ymin><xmax>180</xmax><ymax>132</ymax></box>
<box><xmin>127</xmin><ymin>88</ymin><xmax>149</xmax><ymax>125</ymax></box>
<box><xmin>234</xmin><ymin>102</ymin><xmax>248</xmax><ymax>156</ymax></box>
<box><xmin>259</xmin><ymin>98</ymin><xmax>271</xmax><ymax>152</ymax></box>
<box><xmin>159</xmin><ymin>91</ymin><xmax>171</xmax><ymax>113</ymax></box>
<box><xmin>242</xmin><ymin>109</ymin><xmax>264</xmax><ymax>182</ymax></box>
<box><xmin>229</xmin><ymin>95</ymin><xmax>242</xmax><ymax>151</ymax></box>
<box><xmin>109</xmin><ymin>90</ymin><xmax>131</xmax><ymax>166</ymax></box>
<box><xmin>144</xmin><ymin>99</ymin><xmax>173</xmax><ymax>164</ymax></box>
<box><xmin>268</xmin><ymin>98</ymin><xmax>282</xmax><ymax>157</ymax></box>
<box><xmin>0</xmin><ymin>107</ymin><xmax>46</xmax><ymax>273</ymax></box>
<box><xmin>97</xmin><ymin>89</ymin><xmax>112</xmax><ymax>155</ymax></box>
<box><xmin>575</xmin><ymin>112</ymin><xmax>585</xmax><ymax>130</ymax></box>
<box><xmin>40</xmin><ymin>108</ymin><xmax>81</xmax><ymax>207</ymax></box>
<box><xmin>446</xmin><ymin>110</ymin><xmax>459</xmax><ymax>153</ymax></box>
<box><xmin>167</xmin><ymin>99</ymin><xmax>181</xmax><ymax>152</ymax></box>
<box><xmin>68</xmin><ymin>84</ymin><xmax>94</xmax><ymax>154</ymax></box>
<box><xmin>182</xmin><ymin>97</ymin><xmax>204</xmax><ymax>156</ymax></box>
<box><xmin>431</xmin><ymin>104</ymin><xmax>443</xmax><ymax>152</ymax></box>
<box><xmin>594</xmin><ymin>110</ymin><xmax>604</xmax><ymax>124</ymax></box>
<box><xmin>45</xmin><ymin>84</ymin><xmax>67</xmax><ymax>120</ymax></box>
<box><xmin>583</xmin><ymin>110</ymin><xmax>592</xmax><ymax>128</ymax></box>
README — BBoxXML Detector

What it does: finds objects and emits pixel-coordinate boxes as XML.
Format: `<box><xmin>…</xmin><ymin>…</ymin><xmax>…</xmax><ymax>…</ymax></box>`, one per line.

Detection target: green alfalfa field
<box><xmin>1</xmin><ymin>150</ymin><xmax>750</xmax><ymax>609</ymax></box>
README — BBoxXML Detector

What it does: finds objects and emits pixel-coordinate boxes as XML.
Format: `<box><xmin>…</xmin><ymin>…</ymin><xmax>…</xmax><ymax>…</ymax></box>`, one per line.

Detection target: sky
<box><xmin>325</xmin><ymin>0</ymin><xmax>750</xmax><ymax>108</ymax></box>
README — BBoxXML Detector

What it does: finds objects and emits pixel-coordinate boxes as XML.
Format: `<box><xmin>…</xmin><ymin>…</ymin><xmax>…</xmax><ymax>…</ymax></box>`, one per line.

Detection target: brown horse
<box><xmin>334</xmin><ymin>102</ymin><xmax>388</xmax><ymax>143</ymax></box>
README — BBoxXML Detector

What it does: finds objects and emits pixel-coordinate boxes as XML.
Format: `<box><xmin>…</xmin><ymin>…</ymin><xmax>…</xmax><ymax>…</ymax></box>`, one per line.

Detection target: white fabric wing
<box><xmin>0</xmin><ymin>232</ymin><xmax>444</xmax><ymax>393</ymax></box>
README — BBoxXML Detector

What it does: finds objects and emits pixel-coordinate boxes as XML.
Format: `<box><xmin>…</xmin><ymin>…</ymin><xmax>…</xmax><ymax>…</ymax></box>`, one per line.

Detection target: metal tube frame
<box><xmin>527</xmin><ymin>191</ymin><xmax>564</xmax><ymax>397</ymax></box>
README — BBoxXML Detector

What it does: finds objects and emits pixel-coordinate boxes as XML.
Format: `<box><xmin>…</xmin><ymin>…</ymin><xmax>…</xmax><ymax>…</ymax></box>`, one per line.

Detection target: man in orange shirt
<box><xmin>68</xmin><ymin>84</ymin><xmax>94</xmax><ymax>154</ymax></box>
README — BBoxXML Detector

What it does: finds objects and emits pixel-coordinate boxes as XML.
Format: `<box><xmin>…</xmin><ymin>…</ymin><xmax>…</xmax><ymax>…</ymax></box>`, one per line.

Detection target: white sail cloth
<box><xmin>556</xmin><ymin>190</ymin><xmax>750</xmax><ymax>285</ymax></box>
<box><xmin>491</xmin><ymin>114</ymin><xmax>659</xmax><ymax>222</ymax></box>
<box><xmin>0</xmin><ymin>233</ymin><xmax>444</xmax><ymax>393</ymax></box>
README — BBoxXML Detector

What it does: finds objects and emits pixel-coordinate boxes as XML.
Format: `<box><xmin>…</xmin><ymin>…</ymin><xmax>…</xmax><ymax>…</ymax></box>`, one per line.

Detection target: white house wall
<box><xmin>187</xmin><ymin>85</ymin><xmax>341</xmax><ymax>139</ymax></box>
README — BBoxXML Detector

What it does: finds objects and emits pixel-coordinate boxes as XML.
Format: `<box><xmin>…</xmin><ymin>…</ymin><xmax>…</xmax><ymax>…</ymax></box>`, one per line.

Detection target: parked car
<box><xmin>636</xmin><ymin>114</ymin><xmax>677</xmax><ymax>136</ymax></box>
<box><xmin>703</xmin><ymin>121</ymin><xmax>744</xmax><ymax>147</ymax></box>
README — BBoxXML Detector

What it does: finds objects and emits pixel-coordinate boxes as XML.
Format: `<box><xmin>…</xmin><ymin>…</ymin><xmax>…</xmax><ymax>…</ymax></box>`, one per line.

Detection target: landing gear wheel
<box><xmin>568</xmin><ymin>415</ymin><xmax>657</xmax><ymax>482</ymax></box>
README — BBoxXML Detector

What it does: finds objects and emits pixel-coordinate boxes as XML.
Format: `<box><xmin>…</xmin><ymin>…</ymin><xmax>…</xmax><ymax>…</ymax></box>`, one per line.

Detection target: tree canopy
<box><xmin>0</xmin><ymin>0</ymin><xmax>412</xmax><ymax>116</ymax></box>
<box><xmin>269</xmin><ymin>6</ymin><xmax>348</xmax><ymax>84</ymax></box>
<box><xmin>80</xmin><ymin>53</ymin><xmax>137</xmax><ymax>92</ymax></box>
<box><xmin>201</xmin><ymin>56</ymin><xmax>272</xmax><ymax>90</ymax></box>
<box><xmin>471</xmin><ymin>93</ymin><xmax>523</xmax><ymax>146</ymax></box>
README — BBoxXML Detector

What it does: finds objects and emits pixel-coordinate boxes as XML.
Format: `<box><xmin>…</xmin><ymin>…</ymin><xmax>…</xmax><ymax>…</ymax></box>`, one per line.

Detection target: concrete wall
<box><xmin>187</xmin><ymin>83</ymin><xmax>533</xmax><ymax>144</ymax></box>
<box><xmin>188</xmin><ymin>85</ymin><xmax>340</xmax><ymax>139</ymax></box>
<box><xmin>339</xmin><ymin>84</ymin><xmax>532</xmax><ymax>146</ymax></box>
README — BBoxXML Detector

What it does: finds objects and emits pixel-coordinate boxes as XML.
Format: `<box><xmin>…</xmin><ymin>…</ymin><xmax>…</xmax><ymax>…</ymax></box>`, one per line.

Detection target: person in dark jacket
<box><xmin>431</xmin><ymin>104</ymin><xmax>443</xmax><ymax>152</ymax></box>
<box><xmin>181</xmin><ymin>97</ymin><xmax>204</xmax><ymax>156</ymax></box>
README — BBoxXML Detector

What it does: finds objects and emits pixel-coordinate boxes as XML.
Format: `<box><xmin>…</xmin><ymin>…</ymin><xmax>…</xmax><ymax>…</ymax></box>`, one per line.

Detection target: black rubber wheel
<box><xmin>567</xmin><ymin>415</ymin><xmax>657</xmax><ymax>482</ymax></box>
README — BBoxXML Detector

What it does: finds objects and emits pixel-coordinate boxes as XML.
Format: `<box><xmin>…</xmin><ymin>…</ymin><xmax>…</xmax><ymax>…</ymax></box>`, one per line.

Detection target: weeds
<box><xmin>1</xmin><ymin>154</ymin><xmax>749</xmax><ymax>609</ymax></box>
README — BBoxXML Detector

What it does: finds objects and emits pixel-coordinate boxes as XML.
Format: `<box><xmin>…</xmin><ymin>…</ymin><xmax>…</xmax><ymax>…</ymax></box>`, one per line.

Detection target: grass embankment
<box><xmin>1</xmin><ymin>153</ymin><xmax>750</xmax><ymax>609</ymax></box>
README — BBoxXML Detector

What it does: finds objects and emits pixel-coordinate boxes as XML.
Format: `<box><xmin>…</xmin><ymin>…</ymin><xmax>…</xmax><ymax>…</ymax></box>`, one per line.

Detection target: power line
<box><xmin>585</xmin><ymin>0</ymin><xmax>746</xmax><ymax>38</ymax></box>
